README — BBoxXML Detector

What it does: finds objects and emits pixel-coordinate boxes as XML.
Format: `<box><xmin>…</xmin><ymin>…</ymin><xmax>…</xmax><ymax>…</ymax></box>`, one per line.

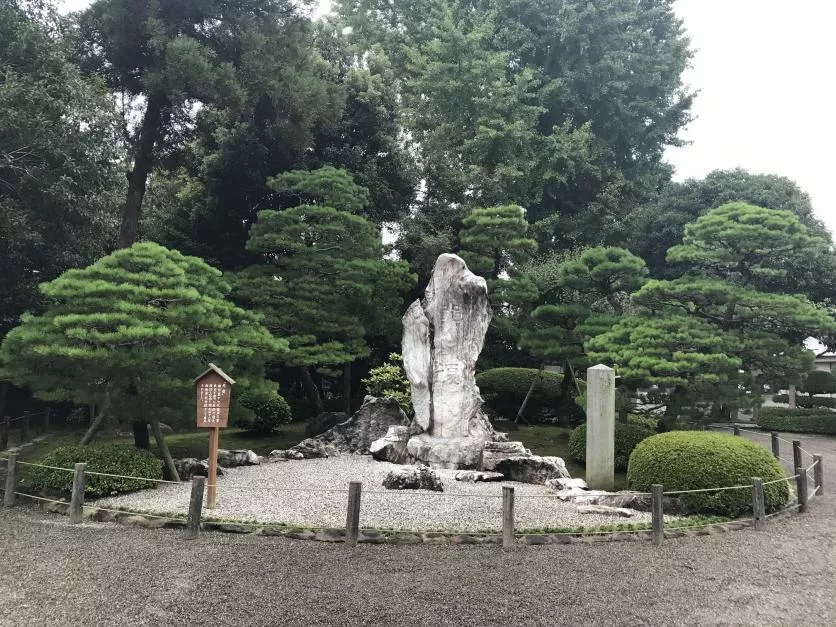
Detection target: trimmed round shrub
<box><xmin>800</xmin><ymin>370</ymin><xmax>836</xmax><ymax>395</ymax></box>
<box><xmin>476</xmin><ymin>368</ymin><xmax>563</xmax><ymax>418</ymax></box>
<box><xmin>568</xmin><ymin>423</ymin><xmax>655</xmax><ymax>471</ymax></box>
<box><xmin>29</xmin><ymin>444</ymin><xmax>163</xmax><ymax>497</ymax></box>
<box><xmin>627</xmin><ymin>432</ymin><xmax>789</xmax><ymax>517</ymax></box>
<box><xmin>236</xmin><ymin>392</ymin><xmax>292</xmax><ymax>434</ymax></box>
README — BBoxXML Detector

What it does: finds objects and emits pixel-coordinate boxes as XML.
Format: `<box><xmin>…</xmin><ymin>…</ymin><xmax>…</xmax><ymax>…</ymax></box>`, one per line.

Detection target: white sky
<box><xmin>59</xmin><ymin>0</ymin><xmax>836</xmax><ymax>233</ymax></box>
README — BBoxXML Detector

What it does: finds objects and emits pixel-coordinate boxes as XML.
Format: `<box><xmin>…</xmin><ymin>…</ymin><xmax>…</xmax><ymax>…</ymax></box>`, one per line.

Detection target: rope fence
<box><xmin>1</xmin><ymin>434</ymin><xmax>826</xmax><ymax>547</ymax></box>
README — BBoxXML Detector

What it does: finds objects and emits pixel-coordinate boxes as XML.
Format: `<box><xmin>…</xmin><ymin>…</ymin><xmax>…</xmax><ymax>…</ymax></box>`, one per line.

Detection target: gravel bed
<box><xmin>94</xmin><ymin>456</ymin><xmax>666</xmax><ymax>532</ymax></box>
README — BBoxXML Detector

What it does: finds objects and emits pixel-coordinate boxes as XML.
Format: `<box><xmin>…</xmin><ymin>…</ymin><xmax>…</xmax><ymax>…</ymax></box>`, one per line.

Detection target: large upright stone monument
<box><xmin>402</xmin><ymin>254</ymin><xmax>494</xmax><ymax>468</ymax></box>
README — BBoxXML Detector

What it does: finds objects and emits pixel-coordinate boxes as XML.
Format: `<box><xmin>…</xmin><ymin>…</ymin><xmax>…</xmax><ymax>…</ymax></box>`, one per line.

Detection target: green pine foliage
<box><xmin>30</xmin><ymin>444</ymin><xmax>163</xmax><ymax>497</ymax></box>
<box><xmin>568</xmin><ymin>423</ymin><xmax>655</xmax><ymax>472</ymax></box>
<box><xmin>627</xmin><ymin>432</ymin><xmax>790</xmax><ymax>517</ymax></box>
<box><xmin>361</xmin><ymin>353</ymin><xmax>412</xmax><ymax>416</ymax></box>
<box><xmin>0</xmin><ymin>243</ymin><xmax>285</xmax><ymax>425</ymax></box>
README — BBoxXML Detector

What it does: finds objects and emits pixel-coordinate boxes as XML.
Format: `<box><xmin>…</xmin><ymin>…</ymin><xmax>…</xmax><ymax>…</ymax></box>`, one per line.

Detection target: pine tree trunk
<box><xmin>132</xmin><ymin>421</ymin><xmax>150</xmax><ymax>449</ymax></box>
<box><xmin>118</xmin><ymin>95</ymin><xmax>164</xmax><ymax>248</ymax></box>
<box><xmin>80</xmin><ymin>395</ymin><xmax>110</xmax><ymax>445</ymax></box>
<box><xmin>515</xmin><ymin>364</ymin><xmax>543</xmax><ymax>424</ymax></box>
<box><xmin>150</xmin><ymin>419</ymin><xmax>180</xmax><ymax>481</ymax></box>
<box><xmin>300</xmin><ymin>366</ymin><xmax>324</xmax><ymax>415</ymax></box>
<box><xmin>0</xmin><ymin>381</ymin><xmax>8</xmax><ymax>421</ymax></box>
<box><xmin>343</xmin><ymin>362</ymin><xmax>351</xmax><ymax>415</ymax></box>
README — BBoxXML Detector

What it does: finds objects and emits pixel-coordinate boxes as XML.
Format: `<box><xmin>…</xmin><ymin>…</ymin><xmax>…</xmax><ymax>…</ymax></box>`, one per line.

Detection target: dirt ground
<box><xmin>0</xmin><ymin>430</ymin><xmax>833</xmax><ymax>626</ymax></box>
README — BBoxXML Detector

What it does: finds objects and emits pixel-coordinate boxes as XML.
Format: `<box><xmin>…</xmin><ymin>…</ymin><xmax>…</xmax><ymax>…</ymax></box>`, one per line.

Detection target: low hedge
<box><xmin>29</xmin><ymin>444</ymin><xmax>163</xmax><ymax>498</ymax></box>
<box><xmin>627</xmin><ymin>432</ymin><xmax>789</xmax><ymax>517</ymax></box>
<box><xmin>568</xmin><ymin>423</ymin><xmax>655</xmax><ymax>471</ymax></box>
<box><xmin>757</xmin><ymin>407</ymin><xmax>836</xmax><ymax>435</ymax></box>
<box><xmin>770</xmin><ymin>394</ymin><xmax>836</xmax><ymax>409</ymax></box>
<box><xmin>476</xmin><ymin>368</ymin><xmax>563</xmax><ymax>418</ymax></box>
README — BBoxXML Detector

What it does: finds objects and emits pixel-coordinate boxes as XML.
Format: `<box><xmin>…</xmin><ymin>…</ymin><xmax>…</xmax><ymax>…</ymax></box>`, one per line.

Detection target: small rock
<box><xmin>406</xmin><ymin>434</ymin><xmax>486</xmax><ymax>469</ymax></box>
<box><xmin>454</xmin><ymin>470</ymin><xmax>504</xmax><ymax>482</ymax></box>
<box><xmin>216</xmin><ymin>449</ymin><xmax>260</xmax><ymax>468</ymax></box>
<box><xmin>268</xmin><ymin>449</ymin><xmax>305</xmax><ymax>461</ymax></box>
<box><xmin>545</xmin><ymin>477</ymin><xmax>588</xmax><ymax>491</ymax></box>
<box><xmin>569</xmin><ymin>490</ymin><xmax>685</xmax><ymax>514</ymax></box>
<box><xmin>576</xmin><ymin>504</ymin><xmax>634</xmax><ymax>517</ymax></box>
<box><xmin>370</xmin><ymin>425</ymin><xmax>413</xmax><ymax>464</ymax></box>
<box><xmin>493</xmin><ymin>455</ymin><xmax>570</xmax><ymax>484</ymax></box>
<box><xmin>549</xmin><ymin>487</ymin><xmax>589</xmax><ymax>500</ymax></box>
<box><xmin>173</xmin><ymin>458</ymin><xmax>224</xmax><ymax>481</ymax></box>
<box><xmin>382</xmin><ymin>464</ymin><xmax>444</xmax><ymax>491</ymax></box>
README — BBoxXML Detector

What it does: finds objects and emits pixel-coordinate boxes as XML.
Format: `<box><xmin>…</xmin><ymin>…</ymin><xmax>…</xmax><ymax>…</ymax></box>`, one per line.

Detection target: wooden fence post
<box><xmin>751</xmin><ymin>477</ymin><xmax>765</xmax><ymax>530</ymax></box>
<box><xmin>652</xmin><ymin>484</ymin><xmax>664</xmax><ymax>547</ymax></box>
<box><xmin>502</xmin><ymin>486</ymin><xmax>515</xmax><ymax>548</ymax></box>
<box><xmin>0</xmin><ymin>417</ymin><xmax>9</xmax><ymax>451</ymax></box>
<box><xmin>21</xmin><ymin>411</ymin><xmax>30</xmax><ymax>443</ymax></box>
<box><xmin>771</xmin><ymin>432</ymin><xmax>779</xmax><ymax>459</ymax></box>
<box><xmin>69</xmin><ymin>462</ymin><xmax>86</xmax><ymax>524</ymax></box>
<box><xmin>345</xmin><ymin>481</ymin><xmax>361</xmax><ymax>547</ymax></box>
<box><xmin>793</xmin><ymin>440</ymin><xmax>803</xmax><ymax>472</ymax></box>
<box><xmin>813</xmin><ymin>455</ymin><xmax>823</xmax><ymax>497</ymax></box>
<box><xmin>733</xmin><ymin>425</ymin><xmax>740</xmax><ymax>436</ymax></box>
<box><xmin>42</xmin><ymin>408</ymin><xmax>50</xmax><ymax>434</ymax></box>
<box><xmin>186</xmin><ymin>476</ymin><xmax>205</xmax><ymax>539</ymax></box>
<box><xmin>3</xmin><ymin>454</ymin><xmax>17</xmax><ymax>507</ymax></box>
<box><xmin>795</xmin><ymin>466</ymin><xmax>808</xmax><ymax>514</ymax></box>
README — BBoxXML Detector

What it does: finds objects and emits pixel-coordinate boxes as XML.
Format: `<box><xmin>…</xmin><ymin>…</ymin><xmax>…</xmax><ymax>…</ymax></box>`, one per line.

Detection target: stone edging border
<box><xmin>33</xmin><ymin>499</ymin><xmax>772</xmax><ymax>546</ymax></box>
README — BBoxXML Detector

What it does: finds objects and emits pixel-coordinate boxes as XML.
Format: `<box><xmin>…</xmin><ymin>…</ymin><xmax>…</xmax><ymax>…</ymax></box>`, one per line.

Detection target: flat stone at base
<box><xmin>481</xmin><ymin>441</ymin><xmax>530</xmax><ymax>471</ymax></box>
<box><xmin>406</xmin><ymin>433</ymin><xmax>487</xmax><ymax>469</ymax></box>
<box><xmin>454</xmin><ymin>470</ymin><xmax>504</xmax><ymax>482</ymax></box>
<box><xmin>545</xmin><ymin>477</ymin><xmax>588</xmax><ymax>491</ymax></box>
<box><xmin>493</xmin><ymin>455</ymin><xmax>570</xmax><ymax>484</ymax></box>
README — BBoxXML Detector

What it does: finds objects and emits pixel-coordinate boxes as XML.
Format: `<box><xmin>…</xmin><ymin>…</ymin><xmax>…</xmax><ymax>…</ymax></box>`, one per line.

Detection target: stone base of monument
<box><xmin>405</xmin><ymin>433</ymin><xmax>488</xmax><ymax>469</ymax></box>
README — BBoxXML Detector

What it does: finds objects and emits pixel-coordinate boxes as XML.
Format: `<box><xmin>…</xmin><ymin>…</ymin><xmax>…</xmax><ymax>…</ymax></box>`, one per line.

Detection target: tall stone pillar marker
<box><xmin>586</xmin><ymin>364</ymin><xmax>615</xmax><ymax>490</ymax></box>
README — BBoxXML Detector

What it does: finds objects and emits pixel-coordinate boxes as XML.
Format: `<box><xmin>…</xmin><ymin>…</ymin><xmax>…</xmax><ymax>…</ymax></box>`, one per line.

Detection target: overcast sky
<box><xmin>60</xmin><ymin>0</ymin><xmax>836</xmax><ymax>233</ymax></box>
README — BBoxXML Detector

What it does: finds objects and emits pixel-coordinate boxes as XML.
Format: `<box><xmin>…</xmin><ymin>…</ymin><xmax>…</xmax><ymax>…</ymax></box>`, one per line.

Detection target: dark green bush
<box><xmin>757</xmin><ymin>408</ymin><xmax>836</xmax><ymax>434</ymax></box>
<box><xmin>29</xmin><ymin>444</ymin><xmax>163</xmax><ymax>497</ymax></box>
<box><xmin>568</xmin><ymin>423</ymin><xmax>655</xmax><ymax>471</ymax></box>
<box><xmin>770</xmin><ymin>394</ymin><xmax>836</xmax><ymax>409</ymax></box>
<box><xmin>476</xmin><ymin>367</ymin><xmax>563</xmax><ymax>418</ymax></box>
<box><xmin>627</xmin><ymin>432</ymin><xmax>789</xmax><ymax>517</ymax></box>
<box><xmin>236</xmin><ymin>392</ymin><xmax>292</xmax><ymax>434</ymax></box>
<box><xmin>627</xmin><ymin>414</ymin><xmax>660</xmax><ymax>431</ymax></box>
<box><xmin>800</xmin><ymin>370</ymin><xmax>836</xmax><ymax>395</ymax></box>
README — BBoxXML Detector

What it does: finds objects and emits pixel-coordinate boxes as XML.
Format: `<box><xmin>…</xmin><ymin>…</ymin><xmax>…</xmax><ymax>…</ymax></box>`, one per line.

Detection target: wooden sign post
<box><xmin>194</xmin><ymin>364</ymin><xmax>235</xmax><ymax>508</ymax></box>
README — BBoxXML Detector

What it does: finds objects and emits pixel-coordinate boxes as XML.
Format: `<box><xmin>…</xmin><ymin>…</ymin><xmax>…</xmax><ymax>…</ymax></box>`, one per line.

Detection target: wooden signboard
<box><xmin>194</xmin><ymin>364</ymin><xmax>235</xmax><ymax>508</ymax></box>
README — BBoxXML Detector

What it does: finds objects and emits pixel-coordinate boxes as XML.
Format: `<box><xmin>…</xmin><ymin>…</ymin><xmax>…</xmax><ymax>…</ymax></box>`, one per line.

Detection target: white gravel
<box><xmin>93</xmin><ymin>456</ymin><xmax>664</xmax><ymax>532</ymax></box>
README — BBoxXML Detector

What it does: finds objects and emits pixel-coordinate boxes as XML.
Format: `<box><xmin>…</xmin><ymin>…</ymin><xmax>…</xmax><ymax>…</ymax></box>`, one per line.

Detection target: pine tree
<box><xmin>234</xmin><ymin>168</ymin><xmax>415</xmax><ymax>413</ymax></box>
<box><xmin>0</xmin><ymin>243</ymin><xmax>284</xmax><ymax>477</ymax></box>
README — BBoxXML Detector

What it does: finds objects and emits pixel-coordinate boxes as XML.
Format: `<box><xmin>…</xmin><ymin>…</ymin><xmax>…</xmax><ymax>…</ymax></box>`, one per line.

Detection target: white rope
<box><xmin>663</xmin><ymin>484</ymin><xmax>751</xmax><ymax>495</ymax></box>
<box><xmin>16</xmin><ymin>461</ymin><xmax>75</xmax><ymax>472</ymax></box>
<box><xmin>12</xmin><ymin>492</ymin><xmax>67</xmax><ymax>505</ymax></box>
<box><xmin>762</xmin><ymin>476</ymin><xmax>795</xmax><ymax>486</ymax></box>
<box><xmin>84</xmin><ymin>470</ymin><xmax>181</xmax><ymax>484</ymax></box>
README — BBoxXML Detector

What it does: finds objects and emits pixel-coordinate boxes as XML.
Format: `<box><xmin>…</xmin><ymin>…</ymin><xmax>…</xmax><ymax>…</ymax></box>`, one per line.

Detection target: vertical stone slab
<box><xmin>586</xmin><ymin>364</ymin><xmax>615</xmax><ymax>491</ymax></box>
<box><xmin>402</xmin><ymin>300</ymin><xmax>432</xmax><ymax>431</ymax></box>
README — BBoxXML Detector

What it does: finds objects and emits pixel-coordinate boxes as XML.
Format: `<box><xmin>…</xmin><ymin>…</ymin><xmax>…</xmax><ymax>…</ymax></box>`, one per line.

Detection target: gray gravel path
<box><xmin>1</xmin><ymin>430</ymin><xmax>833</xmax><ymax>626</ymax></box>
<box><xmin>93</xmin><ymin>457</ymin><xmax>660</xmax><ymax>532</ymax></box>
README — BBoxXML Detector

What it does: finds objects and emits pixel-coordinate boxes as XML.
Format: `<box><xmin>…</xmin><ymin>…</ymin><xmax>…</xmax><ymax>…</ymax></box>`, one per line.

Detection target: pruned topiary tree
<box><xmin>0</xmin><ymin>242</ymin><xmax>285</xmax><ymax>479</ymax></box>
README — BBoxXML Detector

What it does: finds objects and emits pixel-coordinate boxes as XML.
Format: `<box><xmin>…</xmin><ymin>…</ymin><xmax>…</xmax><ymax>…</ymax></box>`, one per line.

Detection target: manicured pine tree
<box><xmin>234</xmin><ymin>167</ymin><xmax>414</xmax><ymax>414</ymax></box>
<box><xmin>0</xmin><ymin>243</ymin><xmax>285</xmax><ymax>479</ymax></box>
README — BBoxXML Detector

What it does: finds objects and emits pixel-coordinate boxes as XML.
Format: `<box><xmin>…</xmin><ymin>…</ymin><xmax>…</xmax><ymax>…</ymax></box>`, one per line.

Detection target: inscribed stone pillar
<box><xmin>586</xmin><ymin>364</ymin><xmax>615</xmax><ymax>490</ymax></box>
